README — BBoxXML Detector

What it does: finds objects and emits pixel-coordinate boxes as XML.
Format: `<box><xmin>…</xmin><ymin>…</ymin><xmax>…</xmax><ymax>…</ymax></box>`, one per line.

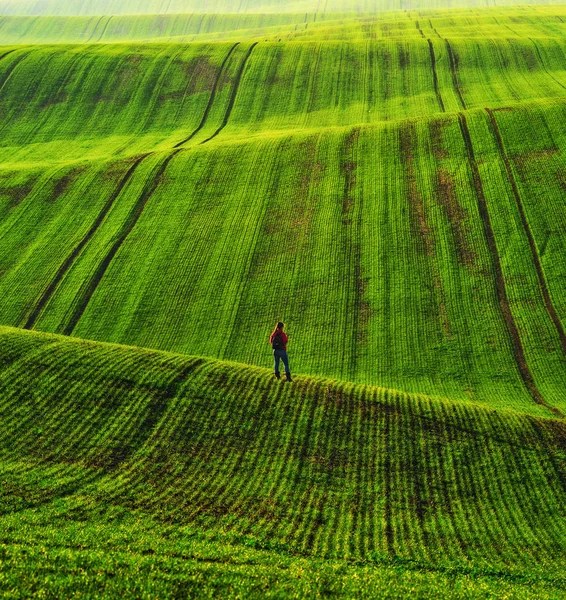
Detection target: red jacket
<box><xmin>269</xmin><ymin>330</ymin><xmax>288</xmax><ymax>351</ymax></box>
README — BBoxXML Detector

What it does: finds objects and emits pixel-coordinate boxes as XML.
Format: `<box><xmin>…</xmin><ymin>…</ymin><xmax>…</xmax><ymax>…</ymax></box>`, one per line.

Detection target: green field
<box><xmin>0</xmin><ymin>0</ymin><xmax>565</xmax><ymax>597</ymax></box>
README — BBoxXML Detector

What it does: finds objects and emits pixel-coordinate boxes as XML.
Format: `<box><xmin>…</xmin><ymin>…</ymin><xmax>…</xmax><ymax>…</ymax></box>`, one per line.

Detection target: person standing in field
<box><xmin>270</xmin><ymin>322</ymin><xmax>292</xmax><ymax>382</ymax></box>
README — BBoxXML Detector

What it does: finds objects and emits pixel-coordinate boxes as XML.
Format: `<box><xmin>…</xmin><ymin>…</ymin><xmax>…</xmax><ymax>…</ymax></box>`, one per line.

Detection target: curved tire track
<box><xmin>62</xmin><ymin>150</ymin><xmax>181</xmax><ymax>336</ymax></box>
<box><xmin>428</xmin><ymin>39</ymin><xmax>445</xmax><ymax>112</ymax></box>
<box><xmin>22</xmin><ymin>155</ymin><xmax>149</xmax><ymax>330</ymax></box>
<box><xmin>485</xmin><ymin>108</ymin><xmax>566</xmax><ymax>358</ymax></box>
<box><xmin>458</xmin><ymin>113</ymin><xmax>561</xmax><ymax>417</ymax></box>
<box><xmin>446</xmin><ymin>40</ymin><xmax>466</xmax><ymax>110</ymax></box>
<box><xmin>0</xmin><ymin>49</ymin><xmax>27</xmax><ymax>96</ymax></box>
<box><xmin>173</xmin><ymin>42</ymin><xmax>240</xmax><ymax>148</ymax></box>
<box><xmin>200</xmin><ymin>42</ymin><xmax>258</xmax><ymax>145</ymax></box>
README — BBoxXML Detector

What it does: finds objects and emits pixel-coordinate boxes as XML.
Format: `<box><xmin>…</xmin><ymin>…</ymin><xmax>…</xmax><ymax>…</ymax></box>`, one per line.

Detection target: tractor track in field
<box><xmin>446</xmin><ymin>40</ymin><xmax>466</xmax><ymax>110</ymax></box>
<box><xmin>458</xmin><ymin>113</ymin><xmax>562</xmax><ymax>418</ymax></box>
<box><xmin>428</xmin><ymin>40</ymin><xmax>445</xmax><ymax>112</ymax></box>
<box><xmin>86</xmin><ymin>16</ymin><xmax>105</xmax><ymax>43</ymax></box>
<box><xmin>200</xmin><ymin>42</ymin><xmax>258</xmax><ymax>145</ymax></box>
<box><xmin>22</xmin><ymin>155</ymin><xmax>149</xmax><ymax>331</ymax></box>
<box><xmin>415</xmin><ymin>21</ymin><xmax>425</xmax><ymax>38</ymax></box>
<box><xmin>173</xmin><ymin>42</ymin><xmax>240</xmax><ymax>148</ymax></box>
<box><xmin>0</xmin><ymin>49</ymin><xmax>16</xmax><ymax>63</ymax></box>
<box><xmin>96</xmin><ymin>16</ymin><xmax>113</xmax><ymax>43</ymax></box>
<box><xmin>485</xmin><ymin>108</ymin><xmax>566</xmax><ymax>358</ymax></box>
<box><xmin>0</xmin><ymin>49</ymin><xmax>27</xmax><ymax>95</ymax></box>
<box><xmin>62</xmin><ymin>150</ymin><xmax>181</xmax><ymax>336</ymax></box>
<box><xmin>528</xmin><ymin>38</ymin><xmax>566</xmax><ymax>91</ymax></box>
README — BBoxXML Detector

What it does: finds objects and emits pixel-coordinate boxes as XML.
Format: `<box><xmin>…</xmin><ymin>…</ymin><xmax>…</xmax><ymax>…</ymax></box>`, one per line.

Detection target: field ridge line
<box><xmin>446</xmin><ymin>40</ymin><xmax>466</xmax><ymax>110</ymax></box>
<box><xmin>200</xmin><ymin>42</ymin><xmax>258</xmax><ymax>145</ymax></box>
<box><xmin>22</xmin><ymin>155</ymin><xmax>149</xmax><ymax>331</ymax></box>
<box><xmin>62</xmin><ymin>150</ymin><xmax>181</xmax><ymax>336</ymax></box>
<box><xmin>173</xmin><ymin>42</ymin><xmax>240</xmax><ymax>149</ymax></box>
<box><xmin>427</xmin><ymin>39</ymin><xmax>445</xmax><ymax>112</ymax></box>
<box><xmin>458</xmin><ymin>113</ymin><xmax>562</xmax><ymax>418</ymax></box>
<box><xmin>485</xmin><ymin>108</ymin><xmax>566</xmax><ymax>357</ymax></box>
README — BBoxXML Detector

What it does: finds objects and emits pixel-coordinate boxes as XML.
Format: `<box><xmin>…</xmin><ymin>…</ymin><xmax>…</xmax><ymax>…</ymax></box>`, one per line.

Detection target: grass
<box><xmin>0</xmin><ymin>3</ymin><xmax>565</xmax><ymax>597</ymax></box>
<box><xmin>0</xmin><ymin>325</ymin><xmax>565</xmax><ymax>597</ymax></box>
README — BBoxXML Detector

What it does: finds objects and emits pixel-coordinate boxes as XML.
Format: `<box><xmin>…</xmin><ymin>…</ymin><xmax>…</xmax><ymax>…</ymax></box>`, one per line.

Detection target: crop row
<box><xmin>2</xmin><ymin>35</ymin><xmax>566</xmax><ymax>163</ymax></box>
<box><xmin>0</xmin><ymin>325</ymin><xmax>565</xmax><ymax>577</ymax></box>
<box><xmin>1</xmin><ymin>105</ymin><xmax>566</xmax><ymax>413</ymax></box>
<box><xmin>2</xmin><ymin>7</ymin><xmax>566</xmax><ymax>44</ymax></box>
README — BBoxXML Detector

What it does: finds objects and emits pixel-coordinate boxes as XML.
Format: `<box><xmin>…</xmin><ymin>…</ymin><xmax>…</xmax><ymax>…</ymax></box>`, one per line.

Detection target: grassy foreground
<box><xmin>0</xmin><ymin>325</ymin><xmax>565</xmax><ymax>597</ymax></box>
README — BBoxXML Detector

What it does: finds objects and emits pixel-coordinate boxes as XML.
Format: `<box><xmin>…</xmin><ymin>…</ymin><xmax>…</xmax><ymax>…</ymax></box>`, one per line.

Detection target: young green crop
<box><xmin>0</xmin><ymin>326</ymin><xmax>565</xmax><ymax>597</ymax></box>
<box><xmin>1</xmin><ymin>9</ymin><xmax>566</xmax><ymax>596</ymax></box>
<box><xmin>1</xmin><ymin>19</ymin><xmax>566</xmax><ymax>411</ymax></box>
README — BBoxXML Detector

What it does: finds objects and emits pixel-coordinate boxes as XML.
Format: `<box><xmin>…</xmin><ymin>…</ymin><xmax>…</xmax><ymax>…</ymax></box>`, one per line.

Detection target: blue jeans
<box><xmin>273</xmin><ymin>349</ymin><xmax>290</xmax><ymax>375</ymax></box>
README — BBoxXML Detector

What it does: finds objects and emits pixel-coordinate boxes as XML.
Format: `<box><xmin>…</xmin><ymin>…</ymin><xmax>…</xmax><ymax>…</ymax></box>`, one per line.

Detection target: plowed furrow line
<box><xmin>288</xmin><ymin>388</ymin><xmax>329</xmax><ymax>551</ymax></box>
<box><xmin>406</xmin><ymin>398</ymin><xmax>430</xmax><ymax>557</ymax></box>
<box><xmin>335</xmin><ymin>385</ymin><xmax>359</xmax><ymax>559</ymax></box>
<box><xmin>446</xmin><ymin>40</ymin><xmax>466</xmax><ymax>109</ymax></box>
<box><xmin>173</xmin><ymin>42</ymin><xmax>240</xmax><ymax>148</ymax></box>
<box><xmin>435</xmin><ymin>403</ymin><xmax>474</xmax><ymax>559</ymax></box>
<box><xmin>448</xmin><ymin>405</ymin><xmax>497</xmax><ymax>561</ymax></box>
<box><xmin>428</xmin><ymin>40</ymin><xmax>445</xmax><ymax>112</ymax></box>
<box><xmin>463</xmin><ymin>406</ymin><xmax>526</xmax><ymax>564</ymax></box>
<box><xmin>106</xmin><ymin>367</ymin><xmax>214</xmax><ymax>508</ymax></box>
<box><xmin>0</xmin><ymin>464</ymin><xmax>104</xmax><ymax>517</ymax></box>
<box><xmin>235</xmin><ymin>383</ymin><xmax>287</xmax><ymax>537</ymax></box>
<box><xmin>383</xmin><ymin>392</ymin><xmax>395</xmax><ymax>556</ymax></box>
<box><xmin>200</xmin><ymin>42</ymin><xmax>258</xmax><ymax>145</ymax></box>
<box><xmin>303</xmin><ymin>387</ymin><xmax>337</xmax><ymax>554</ymax></box>
<box><xmin>458</xmin><ymin>113</ymin><xmax>559</xmax><ymax>416</ymax></box>
<box><xmin>348</xmin><ymin>389</ymin><xmax>366</xmax><ymax>559</ymax></box>
<box><xmin>22</xmin><ymin>156</ymin><xmax>148</xmax><ymax>330</ymax></box>
<box><xmin>527</xmin><ymin>417</ymin><xmax>566</xmax><ymax>495</ymax></box>
<box><xmin>488</xmin><ymin>413</ymin><xmax>551</xmax><ymax>557</ymax></box>
<box><xmin>0</xmin><ymin>348</ymin><xmax>89</xmax><ymax>442</ymax></box>
<box><xmin>197</xmin><ymin>375</ymin><xmax>267</xmax><ymax>520</ymax></box>
<box><xmin>123</xmin><ymin>365</ymin><xmax>217</xmax><ymax>506</ymax></box>
<box><xmin>365</xmin><ymin>391</ymin><xmax>380</xmax><ymax>558</ymax></box>
<box><xmin>486</xmin><ymin>108</ymin><xmax>566</xmax><ymax>357</ymax></box>
<box><xmin>62</xmin><ymin>150</ymin><xmax>181</xmax><ymax>336</ymax></box>
<box><xmin>105</xmin><ymin>359</ymin><xmax>205</xmax><ymax>468</ymax></box>
<box><xmin>260</xmin><ymin>380</ymin><xmax>316</xmax><ymax>542</ymax></box>
<box><xmin>181</xmin><ymin>374</ymin><xmax>258</xmax><ymax>520</ymax></box>
<box><xmin>484</xmin><ymin>436</ymin><xmax>542</xmax><ymax>563</ymax></box>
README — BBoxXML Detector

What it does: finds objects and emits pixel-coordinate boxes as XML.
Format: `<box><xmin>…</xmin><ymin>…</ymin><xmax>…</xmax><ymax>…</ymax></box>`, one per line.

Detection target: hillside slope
<box><xmin>2</xmin><ymin>7</ymin><xmax>566</xmax><ymax>44</ymax></box>
<box><xmin>2</xmin><ymin>0</ymin><xmax>566</xmax><ymax>15</ymax></box>
<box><xmin>0</xmin><ymin>325</ymin><xmax>565</xmax><ymax>597</ymax></box>
<box><xmin>2</xmin><ymin>29</ymin><xmax>566</xmax><ymax>409</ymax></box>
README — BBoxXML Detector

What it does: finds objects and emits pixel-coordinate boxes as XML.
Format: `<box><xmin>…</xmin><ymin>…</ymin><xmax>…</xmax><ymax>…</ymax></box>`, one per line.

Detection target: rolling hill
<box><xmin>1</xmin><ymin>325</ymin><xmax>565</xmax><ymax>597</ymax></box>
<box><xmin>0</xmin><ymin>1</ymin><xmax>565</xmax><ymax>597</ymax></box>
